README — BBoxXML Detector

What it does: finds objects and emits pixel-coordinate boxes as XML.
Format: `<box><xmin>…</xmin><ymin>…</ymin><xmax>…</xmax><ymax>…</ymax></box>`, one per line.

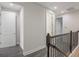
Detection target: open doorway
<box><xmin>0</xmin><ymin>3</ymin><xmax>22</xmax><ymax>48</ymax></box>
<box><xmin>55</xmin><ymin>17</ymin><xmax>63</xmax><ymax>35</ymax></box>
<box><xmin>0</xmin><ymin>2</ymin><xmax>24</xmax><ymax>57</ymax></box>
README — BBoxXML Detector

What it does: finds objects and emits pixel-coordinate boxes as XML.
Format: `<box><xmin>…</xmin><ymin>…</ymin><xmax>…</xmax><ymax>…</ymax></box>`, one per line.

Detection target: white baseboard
<box><xmin>23</xmin><ymin>45</ymin><xmax>46</xmax><ymax>56</ymax></box>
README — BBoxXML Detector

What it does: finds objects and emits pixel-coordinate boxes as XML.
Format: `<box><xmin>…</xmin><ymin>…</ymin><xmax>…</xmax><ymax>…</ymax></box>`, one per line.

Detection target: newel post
<box><xmin>70</xmin><ymin>31</ymin><xmax>72</xmax><ymax>53</ymax></box>
<box><xmin>46</xmin><ymin>33</ymin><xmax>50</xmax><ymax>57</ymax></box>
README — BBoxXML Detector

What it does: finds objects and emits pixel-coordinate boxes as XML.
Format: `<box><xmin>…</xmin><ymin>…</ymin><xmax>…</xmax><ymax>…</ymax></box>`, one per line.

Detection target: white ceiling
<box><xmin>1</xmin><ymin>2</ymin><xmax>79</xmax><ymax>15</ymax></box>
<box><xmin>0</xmin><ymin>2</ymin><xmax>22</xmax><ymax>12</ymax></box>
<box><xmin>37</xmin><ymin>2</ymin><xmax>79</xmax><ymax>15</ymax></box>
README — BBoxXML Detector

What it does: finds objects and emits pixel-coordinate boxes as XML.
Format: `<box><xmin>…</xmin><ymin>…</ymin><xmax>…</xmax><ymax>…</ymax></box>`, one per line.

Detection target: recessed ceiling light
<box><xmin>53</xmin><ymin>6</ymin><xmax>57</xmax><ymax>10</ymax></box>
<box><xmin>10</xmin><ymin>3</ymin><xmax>14</xmax><ymax>6</ymax></box>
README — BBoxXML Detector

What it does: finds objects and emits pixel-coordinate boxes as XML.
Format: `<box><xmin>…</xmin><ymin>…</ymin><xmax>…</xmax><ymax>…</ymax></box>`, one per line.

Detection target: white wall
<box><xmin>61</xmin><ymin>11</ymin><xmax>79</xmax><ymax>33</ymax></box>
<box><xmin>60</xmin><ymin>11</ymin><xmax>79</xmax><ymax>45</ymax></box>
<box><xmin>19</xmin><ymin>8</ymin><xmax>24</xmax><ymax>50</ymax></box>
<box><xmin>16</xmin><ymin>3</ymin><xmax>46</xmax><ymax>55</ymax></box>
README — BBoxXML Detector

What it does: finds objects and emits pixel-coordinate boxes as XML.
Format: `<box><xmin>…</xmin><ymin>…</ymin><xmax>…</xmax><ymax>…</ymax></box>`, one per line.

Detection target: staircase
<box><xmin>46</xmin><ymin>31</ymin><xmax>79</xmax><ymax>57</ymax></box>
<box><xmin>69</xmin><ymin>45</ymin><xmax>79</xmax><ymax>57</ymax></box>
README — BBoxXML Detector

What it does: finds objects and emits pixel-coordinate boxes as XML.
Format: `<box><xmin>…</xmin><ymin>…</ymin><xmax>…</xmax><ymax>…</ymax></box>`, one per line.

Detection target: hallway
<box><xmin>0</xmin><ymin>2</ymin><xmax>79</xmax><ymax>57</ymax></box>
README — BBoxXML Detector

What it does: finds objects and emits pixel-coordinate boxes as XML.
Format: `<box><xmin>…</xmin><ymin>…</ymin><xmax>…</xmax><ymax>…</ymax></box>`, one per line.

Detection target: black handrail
<box><xmin>46</xmin><ymin>31</ymin><xmax>79</xmax><ymax>57</ymax></box>
<box><xmin>50</xmin><ymin>33</ymin><xmax>70</xmax><ymax>38</ymax></box>
<box><xmin>46</xmin><ymin>32</ymin><xmax>71</xmax><ymax>57</ymax></box>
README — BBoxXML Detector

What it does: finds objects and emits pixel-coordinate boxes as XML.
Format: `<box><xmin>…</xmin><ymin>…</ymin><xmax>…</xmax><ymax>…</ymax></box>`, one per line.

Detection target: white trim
<box><xmin>23</xmin><ymin>45</ymin><xmax>46</xmax><ymax>56</ymax></box>
<box><xmin>20</xmin><ymin>7</ymin><xmax>24</xmax><ymax>50</ymax></box>
<box><xmin>69</xmin><ymin>45</ymin><xmax>79</xmax><ymax>57</ymax></box>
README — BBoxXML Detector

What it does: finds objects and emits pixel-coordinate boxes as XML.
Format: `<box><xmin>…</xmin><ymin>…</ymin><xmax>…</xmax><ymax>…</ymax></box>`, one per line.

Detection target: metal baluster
<box><xmin>55</xmin><ymin>37</ymin><xmax>56</xmax><ymax>57</ymax></box>
<box><xmin>70</xmin><ymin>31</ymin><xmax>72</xmax><ymax>53</ymax></box>
<box><xmin>51</xmin><ymin>38</ymin><xmax>52</xmax><ymax>57</ymax></box>
<box><xmin>52</xmin><ymin>38</ymin><xmax>54</xmax><ymax>57</ymax></box>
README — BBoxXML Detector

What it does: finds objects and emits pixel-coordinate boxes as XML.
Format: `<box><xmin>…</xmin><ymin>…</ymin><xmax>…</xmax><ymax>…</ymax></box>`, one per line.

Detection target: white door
<box><xmin>0</xmin><ymin>11</ymin><xmax>16</xmax><ymax>48</ymax></box>
<box><xmin>46</xmin><ymin>11</ymin><xmax>53</xmax><ymax>35</ymax></box>
<box><xmin>56</xmin><ymin>17</ymin><xmax>63</xmax><ymax>35</ymax></box>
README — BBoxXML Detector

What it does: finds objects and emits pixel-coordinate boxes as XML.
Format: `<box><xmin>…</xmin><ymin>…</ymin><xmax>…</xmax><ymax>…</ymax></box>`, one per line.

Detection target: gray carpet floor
<box><xmin>0</xmin><ymin>45</ymin><xmax>47</xmax><ymax>57</ymax></box>
<box><xmin>0</xmin><ymin>45</ymin><xmax>23</xmax><ymax>57</ymax></box>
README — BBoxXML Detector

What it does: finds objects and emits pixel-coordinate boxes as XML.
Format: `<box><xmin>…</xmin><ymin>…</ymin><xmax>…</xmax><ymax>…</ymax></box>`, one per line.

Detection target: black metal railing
<box><xmin>46</xmin><ymin>31</ymin><xmax>79</xmax><ymax>57</ymax></box>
